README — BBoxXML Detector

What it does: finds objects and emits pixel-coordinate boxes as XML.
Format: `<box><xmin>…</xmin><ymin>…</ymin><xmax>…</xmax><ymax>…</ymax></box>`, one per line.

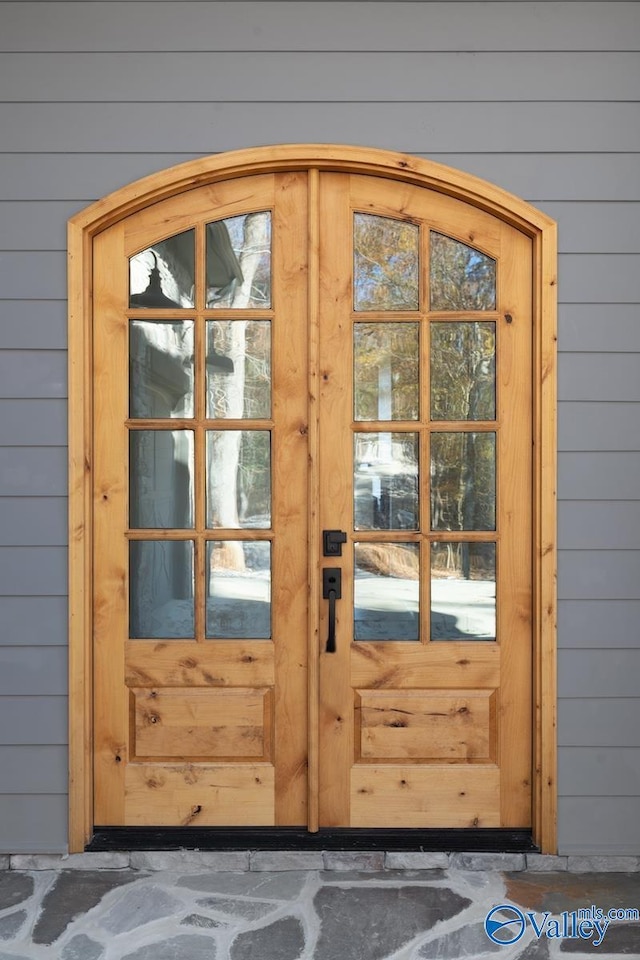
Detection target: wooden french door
<box><xmin>92</xmin><ymin>168</ymin><xmax>532</xmax><ymax>831</ymax></box>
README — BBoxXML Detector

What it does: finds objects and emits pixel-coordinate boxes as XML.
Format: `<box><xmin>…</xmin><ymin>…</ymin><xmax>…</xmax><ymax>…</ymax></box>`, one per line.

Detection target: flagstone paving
<box><xmin>0</xmin><ymin>858</ymin><xmax>638</xmax><ymax>959</ymax></box>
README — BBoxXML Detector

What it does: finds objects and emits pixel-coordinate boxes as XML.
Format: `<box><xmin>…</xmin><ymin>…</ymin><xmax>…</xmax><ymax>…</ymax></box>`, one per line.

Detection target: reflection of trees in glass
<box><xmin>354</xmin><ymin>323</ymin><xmax>419</xmax><ymax>420</ymax></box>
<box><xmin>207</xmin><ymin>213</ymin><xmax>271</xmax><ymax>309</ymax></box>
<box><xmin>430</xmin><ymin>433</ymin><xmax>495</xmax><ymax>533</ymax></box>
<box><xmin>206</xmin><ymin>213</ymin><xmax>272</xmax><ymax>571</ymax></box>
<box><xmin>430</xmin><ymin>232</ymin><xmax>496</xmax><ymax>311</ymax></box>
<box><xmin>431</xmin><ymin>541</ymin><xmax>495</xmax><ymax>584</ymax></box>
<box><xmin>431</xmin><ymin>322</ymin><xmax>495</xmax><ymax>421</ymax></box>
<box><xmin>208</xmin><ymin>320</ymin><xmax>271</xmax><ymax>419</ymax></box>
<box><xmin>354</xmin><ymin>214</ymin><xmax>419</xmax><ymax>310</ymax></box>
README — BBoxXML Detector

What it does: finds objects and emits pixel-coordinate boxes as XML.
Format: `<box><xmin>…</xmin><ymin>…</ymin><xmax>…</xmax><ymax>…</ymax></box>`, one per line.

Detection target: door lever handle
<box><xmin>322</xmin><ymin>567</ymin><xmax>342</xmax><ymax>653</ymax></box>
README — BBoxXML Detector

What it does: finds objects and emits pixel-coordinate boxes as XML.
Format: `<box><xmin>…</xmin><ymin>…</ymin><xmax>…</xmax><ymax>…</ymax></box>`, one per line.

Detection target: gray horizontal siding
<box><xmin>0</xmin><ymin>401</ymin><xmax>67</xmax><ymax>446</ymax></box>
<box><xmin>0</xmin><ymin>302</ymin><xmax>67</xmax><ymax>349</ymax></box>
<box><xmin>559</xmin><ymin>453</ymin><xmax>640</xmax><ymax>499</ymax></box>
<box><xmin>0</xmin><ymin>547</ymin><xmax>67</xmax><ymax>596</ymax></box>
<box><xmin>559</xmin><ymin>306</ymin><xmax>640</xmax><ymax>353</ymax></box>
<box><xmin>559</xmin><ymin>699</ymin><xmax>640</xmax><ymax>745</ymax></box>
<box><xmin>559</xmin><ymin>650</ymin><xmax>640</xmax><ymax>698</ymax></box>
<box><xmin>559</xmin><ymin>551</ymin><xmax>640</xmax><ymax>601</ymax></box>
<box><xmin>4</xmin><ymin>153</ymin><xmax>640</xmax><ymax>203</ymax></box>
<box><xmin>0</xmin><ymin>796</ymin><xmax>67</xmax><ymax>854</ymax></box>
<box><xmin>560</xmin><ymin>502</ymin><xmax>640</xmax><ymax>550</ymax></box>
<box><xmin>0</xmin><ymin>647</ymin><xmax>67</xmax><ymax>696</ymax></box>
<box><xmin>3</xmin><ymin>2</ymin><xmax>638</xmax><ymax>52</ymax></box>
<box><xmin>3</xmin><ymin>51</ymin><xmax>639</xmax><ymax>102</ymax></box>
<box><xmin>0</xmin><ymin>351</ymin><xmax>66</xmax><ymax>398</ymax></box>
<box><xmin>560</xmin><ymin>354</ymin><xmax>640</xmax><ymax>401</ymax></box>
<box><xmin>1</xmin><ymin>0</ymin><xmax>639</xmax><ymax>855</ymax></box>
<box><xmin>0</xmin><ymin>697</ymin><xmax>67</xmax><ymax>745</ymax></box>
<box><xmin>559</xmin><ymin>799</ymin><xmax>640</xmax><ymax>855</ymax></box>
<box><xmin>0</xmin><ymin>598</ymin><xmax>68</xmax><ymax>645</ymax></box>
<box><xmin>559</xmin><ymin>747</ymin><xmax>640</xmax><ymax>797</ymax></box>
<box><xmin>2</xmin><ymin>103</ymin><xmax>640</xmax><ymax>153</ymax></box>
<box><xmin>0</xmin><ymin>498</ymin><xmax>67</xmax><ymax>545</ymax></box>
<box><xmin>0</xmin><ymin>746</ymin><xmax>68</xmax><ymax>794</ymax></box>
<box><xmin>559</xmin><ymin>601</ymin><xmax>640</xmax><ymax>649</ymax></box>
<box><xmin>0</xmin><ymin>448</ymin><xmax>67</xmax><ymax>496</ymax></box>
<box><xmin>559</xmin><ymin>403</ymin><xmax>640</xmax><ymax>452</ymax></box>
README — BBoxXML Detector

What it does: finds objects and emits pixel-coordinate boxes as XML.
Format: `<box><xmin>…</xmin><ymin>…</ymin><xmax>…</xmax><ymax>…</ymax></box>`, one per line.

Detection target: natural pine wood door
<box><xmin>92</xmin><ymin>169</ymin><xmax>532</xmax><ymax>830</ymax></box>
<box><xmin>317</xmin><ymin>174</ymin><xmax>532</xmax><ymax>829</ymax></box>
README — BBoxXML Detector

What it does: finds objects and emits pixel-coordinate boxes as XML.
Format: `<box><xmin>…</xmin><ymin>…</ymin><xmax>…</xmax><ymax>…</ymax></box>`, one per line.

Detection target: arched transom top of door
<box><xmin>68</xmin><ymin>146</ymin><xmax>557</xmax><ymax>853</ymax></box>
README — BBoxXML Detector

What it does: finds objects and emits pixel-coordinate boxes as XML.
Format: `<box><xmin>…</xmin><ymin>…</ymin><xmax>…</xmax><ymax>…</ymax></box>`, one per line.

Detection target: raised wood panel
<box><xmin>5</xmin><ymin>52</ymin><xmax>638</xmax><ymax>102</ymax></box>
<box><xmin>357</xmin><ymin>689</ymin><xmax>495</xmax><ymax>762</ymax></box>
<box><xmin>123</xmin><ymin>764</ymin><xmax>274</xmax><ymax>826</ymax></box>
<box><xmin>3</xmin><ymin>103</ymin><xmax>639</xmax><ymax>154</ymax></box>
<box><xmin>133</xmin><ymin>687</ymin><xmax>271</xmax><ymax>760</ymax></box>
<box><xmin>125</xmin><ymin>641</ymin><xmax>275</xmax><ymax>688</ymax></box>
<box><xmin>351</xmin><ymin>765</ymin><xmax>500</xmax><ymax>828</ymax></box>
<box><xmin>3</xmin><ymin>2</ymin><xmax>637</xmax><ymax>52</ymax></box>
<box><xmin>351</xmin><ymin>643</ymin><xmax>500</xmax><ymax>689</ymax></box>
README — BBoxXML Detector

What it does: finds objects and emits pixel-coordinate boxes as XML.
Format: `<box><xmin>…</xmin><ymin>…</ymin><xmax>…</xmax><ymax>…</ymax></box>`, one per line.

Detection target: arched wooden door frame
<box><xmin>68</xmin><ymin>144</ymin><xmax>557</xmax><ymax>853</ymax></box>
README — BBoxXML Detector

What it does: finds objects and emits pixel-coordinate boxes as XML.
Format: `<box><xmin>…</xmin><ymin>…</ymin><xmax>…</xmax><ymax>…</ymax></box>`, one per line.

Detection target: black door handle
<box><xmin>322</xmin><ymin>568</ymin><xmax>342</xmax><ymax>653</ymax></box>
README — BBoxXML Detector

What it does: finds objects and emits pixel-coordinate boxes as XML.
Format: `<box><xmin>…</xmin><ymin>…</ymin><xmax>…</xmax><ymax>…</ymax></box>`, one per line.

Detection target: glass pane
<box><xmin>430</xmin><ymin>233</ymin><xmax>496</xmax><ymax>311</ymax></box>
<box><xmin>430</xmin><ymin>433</ymin><xmax>496</xmax><ymax>532</ymax></box>
<box><xmin>430</xmin><ymin>322</ymin><xmax>495</xmax><ymax>421</ymax></box>
<box><xmin>207</xmin><ymin>431</ymin><xmax>271</xmax><ymax>529</ymax></box>
<box><xmin>354</xmin><ymin>433</ymin><xmax>419</xmax><ymax>530</ymax></box>
<box><xmin>354</xmin><ymin>323</ymin><xmax>419</xmax><ymax>421</ymax></box>
<box><xmin>354</xmin><ymin>542</ymin><xmax>419</xmax><ymax>640</ymax></box>
<box><xmin>129</xmin><ymin>230</ymin><xmax>195</xmax><ymax>308</ymax></box>
<box><xmin>206</xmin><ymin>320</ymin><xmax>271</xmax><ymax>419</ymax></box>
<box><xmin>354</xmin><ymin>214</ymin><xmax>419</xmax><ymax>311</ymax></box>
<box><xmin>130</xmin><ymin>540</ymin><xmax>194</xmax><ymax>638</ymax></box>
<box><xmin>431</xmin><ymin>542</ymin><xmax>496</xmax><ymax>640</ymax></box>
<box><xmin>207</xmin><ymin>540</ymin><xmax>271</xmax><ymax>638</ymax></box>
<box><xmin>206</xmin><ymin>213</ymin><xmax>271</xmax><ymax>308</ymax></box>
<box><xmin>130</xmin><ymin>321</ymin><xmax>194</xmax><ymax>418</ymax></box>
<box><xmin>130</xmin><ymin>430</ymin><xmax>194</xmax><ymax>529</ymax></box>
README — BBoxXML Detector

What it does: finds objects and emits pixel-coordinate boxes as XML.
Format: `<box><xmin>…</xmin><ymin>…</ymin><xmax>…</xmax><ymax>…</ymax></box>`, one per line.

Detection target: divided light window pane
<box><xmin>129</xmin><ymin>230</ymin><xmax>195</xmax><ymax>308</ymax></box>
<box><xmin>206</xmin><ymin>213</ymin><xmax>271</xmax><ymax>308</ymax></box>
<box><xmin>354</xmin><ymin>214</ymin><xmax>419</xmax><ymax>311</ymax></box>
<box><xmin>430</xmin><ymin>232</ymin><xmax>496</xmax><ymax>311</ymax></box>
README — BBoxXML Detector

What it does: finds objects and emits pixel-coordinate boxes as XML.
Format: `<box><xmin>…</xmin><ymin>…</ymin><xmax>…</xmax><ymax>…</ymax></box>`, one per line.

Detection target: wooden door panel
<box><xmin>317</xmin><ymin>173</ymin><xmax>532</xmax><ymax>830</ymax></box>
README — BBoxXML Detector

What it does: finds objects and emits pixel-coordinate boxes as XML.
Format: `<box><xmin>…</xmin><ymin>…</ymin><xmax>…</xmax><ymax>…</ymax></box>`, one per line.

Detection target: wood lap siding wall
<box><xmin>1</xmin><ymin>0</ymin><xmax>639</xmax><ymax>854</ymax></box>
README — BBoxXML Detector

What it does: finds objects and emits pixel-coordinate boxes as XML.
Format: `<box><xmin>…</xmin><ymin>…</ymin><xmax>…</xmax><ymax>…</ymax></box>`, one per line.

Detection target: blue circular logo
<box><xmin>484</xmin><ymin>904</ymin><xmax>526</xmax><ymax>945</ymax></box>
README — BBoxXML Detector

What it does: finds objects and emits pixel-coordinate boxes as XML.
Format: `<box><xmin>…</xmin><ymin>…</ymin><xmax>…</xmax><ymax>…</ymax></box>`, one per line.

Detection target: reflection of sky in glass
<box><xmin>354</xmin><ymin>214</ymin><xmax>419</xmax><ymax>311</ymax></box>
<box><xmin>207</xmin><ymin>213</ymin><xmax>271</xmax><ymax>308</ymax></box>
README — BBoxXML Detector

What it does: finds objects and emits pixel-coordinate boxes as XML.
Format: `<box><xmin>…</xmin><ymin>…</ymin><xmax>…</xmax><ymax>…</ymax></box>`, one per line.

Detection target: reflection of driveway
<box><xmin>209</xmin><ymin>571</ymin><xmax>271</xmax><ymax>638</ymax></box>
<box><xmin>355</xmin><ymin>576</ymin><xmax>495</xmax><ymax>640</ymax></box>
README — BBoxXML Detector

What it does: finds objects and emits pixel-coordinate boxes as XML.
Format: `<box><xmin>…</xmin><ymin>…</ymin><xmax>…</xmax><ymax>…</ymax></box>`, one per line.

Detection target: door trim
<box><xmin>68</xmin><ymin>144</ymin><xmax>557</xmax><ymax>853</ymax></box>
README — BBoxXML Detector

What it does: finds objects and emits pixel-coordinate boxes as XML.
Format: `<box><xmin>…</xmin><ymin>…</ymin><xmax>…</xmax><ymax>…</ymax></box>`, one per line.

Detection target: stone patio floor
<box><xmin>0</xmin><ymin>852</ymin><xmax>639</xmax><ymax>959</ymax></box>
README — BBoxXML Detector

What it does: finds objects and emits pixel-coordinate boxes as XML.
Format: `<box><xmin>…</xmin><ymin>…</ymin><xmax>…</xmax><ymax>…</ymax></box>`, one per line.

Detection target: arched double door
<box><xmin>80</xmin><ymin>149</ymin><xmax>554</xmax><ymax>841</ymax></box>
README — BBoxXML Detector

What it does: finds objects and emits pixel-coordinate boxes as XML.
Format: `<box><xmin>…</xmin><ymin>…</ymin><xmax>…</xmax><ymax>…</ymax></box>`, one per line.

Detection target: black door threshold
<box><xmin>88</xmin><ymin>826</ymin><xmax>537</xmax><ymax>853</ymax></box>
